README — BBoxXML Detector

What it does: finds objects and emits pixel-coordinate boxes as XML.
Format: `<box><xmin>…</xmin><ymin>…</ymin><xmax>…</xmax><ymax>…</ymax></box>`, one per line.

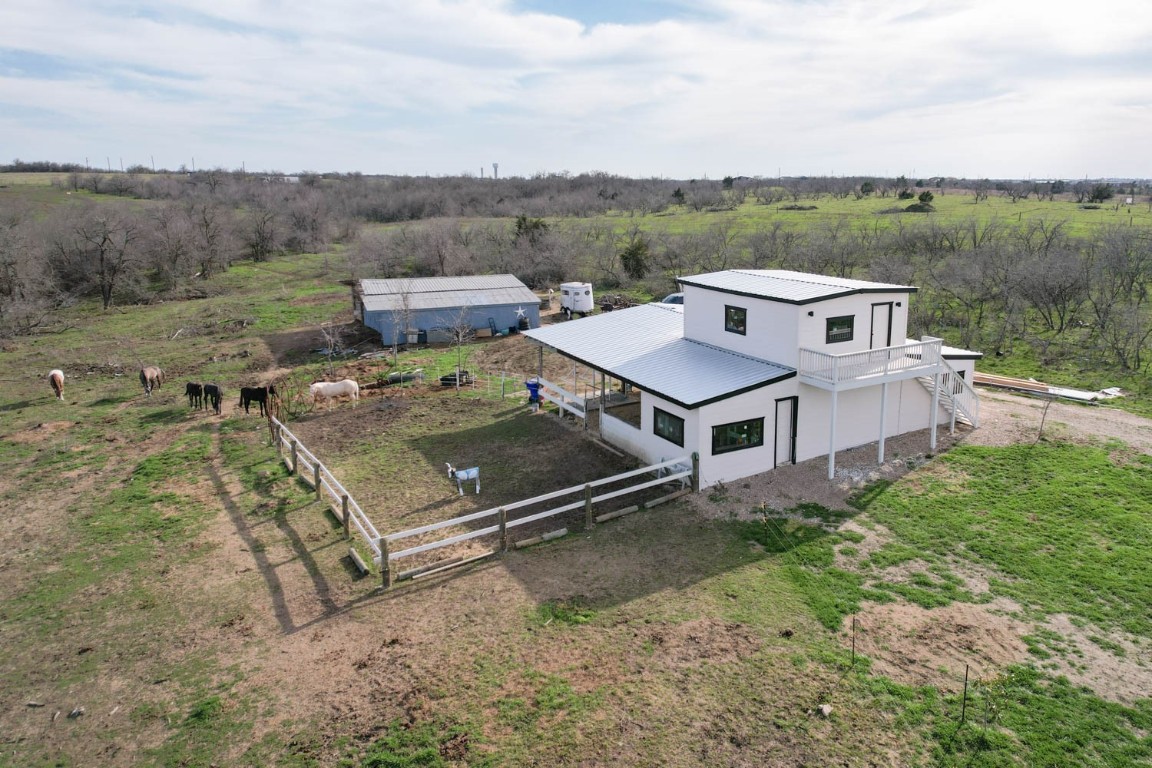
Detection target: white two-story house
<box><xmin>523</xmin><ymin>270</ymin><xmax>981</xmax><ymax>488</ymax></box>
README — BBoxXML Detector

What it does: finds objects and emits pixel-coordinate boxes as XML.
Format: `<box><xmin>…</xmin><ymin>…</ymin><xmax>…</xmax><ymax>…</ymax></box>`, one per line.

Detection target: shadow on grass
<box><xmin>207</xmin><ymin>427</ymin><xmax>381</xmax><ymax>635</ymax></box>
<box><xmin>0</xmin><ymin>398</ymin><xmax>44</xmax><ymax>412</ymax></box>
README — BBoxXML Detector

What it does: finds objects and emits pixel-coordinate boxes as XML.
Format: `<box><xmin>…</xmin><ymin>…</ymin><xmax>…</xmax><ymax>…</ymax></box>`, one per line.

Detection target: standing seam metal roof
<box><xmin>522</xmin><ymin>304</ymin><xmax>794</xmax><ymax>410</ymax></box>
<box><xmin>677</xmin><ymin>269</ymin><xmax>916</xmax><ymax>304</ymax></box>
<box><xmin>360</xmin><ymin>274</ymin><xmax>531</xmax><ymax>296</ymax></box>
<box><xmin>361</xmin><ymin>286</ymin><xmax>540</xmax><ymax>313</ymax></box>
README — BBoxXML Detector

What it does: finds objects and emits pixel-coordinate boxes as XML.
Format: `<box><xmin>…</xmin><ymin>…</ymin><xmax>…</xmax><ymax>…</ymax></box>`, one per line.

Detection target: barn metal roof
<box><xmin>359</xmin><ymin>275</ymin><xmax>540</xmax><ymax>313</ymax></box>
<box><xmin>677</xmin><ymin>269</ymin><xmax>916</xmax><ymax>305</ymax></box>
<box><xmin>360</xmin><ymin>274</ymin><xmax>531</xmax><ymax>296</ymax></box>
<box><xmin>522</xmin><ymin>304</ymin><xmax>794</xmax><ymax>410</ymax></box>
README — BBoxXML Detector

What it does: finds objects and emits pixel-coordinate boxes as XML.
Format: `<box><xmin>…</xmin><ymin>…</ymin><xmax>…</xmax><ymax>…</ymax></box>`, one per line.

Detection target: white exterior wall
<box><xmin>681</xmin><ymin>286</ymin><xmax>800</xmax><ymax>363</ymax></box>
<box><xmin>601</xmin><ymin>395</ymin><xmax>698</xmax><ymax>466</ymax></box>
<box><xmin>681</xmin><ymin>286</ymin><xmax>913</xmax><ymax>368</ymax></box>
<box><xmin>793</xmin><ymin>379</ymin><xmax>948</xmax><ymax>465</ymax></box>
<box><xmin>694</xmin><ymin>384</ymin><xmax>796</xmax><ymax>487</ymax></box>
<box><xmin>596</xmin><ymin>376</ymin><xmax>952</xmax><ymax>489</ymax></box>
<box><xmin>795</xmin><ymin>293</ymin><xmax>911</xmax><ymax>362</ymax></box>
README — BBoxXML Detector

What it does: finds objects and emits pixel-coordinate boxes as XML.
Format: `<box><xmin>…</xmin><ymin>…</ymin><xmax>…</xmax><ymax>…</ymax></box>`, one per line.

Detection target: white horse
<box><xmin>48</xmin><ymin>369</ymin><xmax>65</xmax><ymax>401</ymax></box>
<box><xmin>445</xmin><ymin>463</ymin><xmax>480</xmax><ymax>496</ymax></box>
<box><xmin>310</xmin><ymin>379</ymin><xmax>359</xmax><ymax>410</ymax></box>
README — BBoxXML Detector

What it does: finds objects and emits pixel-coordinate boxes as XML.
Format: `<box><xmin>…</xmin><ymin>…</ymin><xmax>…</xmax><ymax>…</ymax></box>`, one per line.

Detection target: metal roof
<box><xmin>523</xmin><ymin>304</ymin><xmax>794</xmax><ymax>410</ymax></box>
<box><xmin>359</xmin><ymin>275</ymin><xmax>539</xmax><ymax>313</ymax></box>
<box><xmin>362</xmin><ymin>286</ymin><xmax>540</xmax><ymax>313</ymax></box>
<box><xmin>360</xmin><ymin>274</ymin><xmax>532</xmax><ymax>296</ymax></box>
<box><xmin>677</xmin><ymin>269</ymin><xmax>916</xmax><ymax>305</ymax></box>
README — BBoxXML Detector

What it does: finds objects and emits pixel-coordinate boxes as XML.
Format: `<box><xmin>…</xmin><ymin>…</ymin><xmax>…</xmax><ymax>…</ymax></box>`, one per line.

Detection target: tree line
<box><xmin>1</xmin><ymin>167</ymin><xmax>1150</xmax><ymax>379</ymax></box>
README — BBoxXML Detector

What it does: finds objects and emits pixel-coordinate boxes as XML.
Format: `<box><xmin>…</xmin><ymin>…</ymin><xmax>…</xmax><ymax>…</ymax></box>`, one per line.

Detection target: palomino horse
<box><xmin>310</xmin><ymin>379</ymin><xmax>359</xmax><ymax>410</ymax></box>
<box><xmin>185</xmin><ymin>382</ymin><xmax>204</xmax><ymax>409</ymax></box>
<box><xmin>202</xmin><ymin>383</ymin><xmax>223</xmax><ymax>415</ymax></box>
<box><xmin>238</xmin><ymin>384</ymin><xmax>277</xmax><ymax>416</ymax></box>
<box><xmin>48</xmin><ymin>369</ymin><xmax>65</xmax><ymax>401</ymax></box>
<box><xmin>140</xmin><ymin>366</ymin><xmax>164</xmax><ymax>397</ymax></box>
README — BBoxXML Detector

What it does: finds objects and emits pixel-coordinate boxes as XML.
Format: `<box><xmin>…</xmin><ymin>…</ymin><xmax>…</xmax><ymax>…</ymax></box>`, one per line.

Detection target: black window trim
<box><xmin>724</xmin><ymin>304</ymin><xmax>747</xmax><ymax>336</ymax></box>
<box><xmin>653</xmin><ymin>407</ymin><xmax>685</xmax><ymax>447</ymax></box>
<box><xmin>711</xmin><ymin>416</ymin><xmax>765</xmax><ymax>455</ymax></box>
<box><xmin>826</xmin><ymin>314</ymin><xmax>855</xmax><ymax>344</ymax></box>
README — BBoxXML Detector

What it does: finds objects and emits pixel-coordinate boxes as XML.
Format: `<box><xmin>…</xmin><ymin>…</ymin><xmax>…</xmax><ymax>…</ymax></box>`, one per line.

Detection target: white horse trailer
<box><xmin>559</xmin><ymin>282</ymin><xmax>594</xmax><ymax>319</ymax></box>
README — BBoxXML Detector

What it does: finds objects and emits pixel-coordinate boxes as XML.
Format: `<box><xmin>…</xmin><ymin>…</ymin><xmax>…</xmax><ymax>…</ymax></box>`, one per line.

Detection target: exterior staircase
<box><xmin>918</xmin><ymin>357</ymin><xmax>980</xmax><ymax>428</ymax></box>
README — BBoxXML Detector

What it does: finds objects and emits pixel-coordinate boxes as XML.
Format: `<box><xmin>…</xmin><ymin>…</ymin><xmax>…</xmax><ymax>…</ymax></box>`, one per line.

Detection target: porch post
<box><xmin>600</xmin><ymin>371</ymin><xmax>606</xmax><ymax>438</ymax></box>
<box><xmin>828</xmin><ymin>389</ymin><xmax>838</xmax><ymax>480</ymax></box>
<box><xmin>538</xmin><ymin>347</ymin><xmax>543</xmax><ymax>380</ymax></box>
<box><xmin>949</xmin><ymin>372</ymin><xmax>958</xmax><ymax>434</ymax></box>
<box><xmin>929</xmin><ymin>371</ymin><xmax>940</xmax><ymax>452</ymax></box>
<box><xmin>878</xmin><ymin>382</ymin><xmax>888</xmax><ymax>464</ymax></box>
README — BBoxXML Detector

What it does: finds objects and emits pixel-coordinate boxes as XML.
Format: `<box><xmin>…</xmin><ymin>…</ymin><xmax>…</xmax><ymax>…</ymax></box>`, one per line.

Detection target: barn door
<box><xmin>774</xmin><ymin>396</ymin><xmax>797</xmax><ymax>467</ymax></box>
<box><xmin>870</xmin><ymin>302</ymin><xmax>893</xmax><ymax>350</ymax></box>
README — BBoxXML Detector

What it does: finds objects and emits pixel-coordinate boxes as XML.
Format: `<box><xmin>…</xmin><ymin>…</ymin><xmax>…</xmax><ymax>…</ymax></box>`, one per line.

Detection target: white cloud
<box><xmin>1</xmin><ymin>0</ymin><xmax>1150</xmax><ymax>176</ymax></box>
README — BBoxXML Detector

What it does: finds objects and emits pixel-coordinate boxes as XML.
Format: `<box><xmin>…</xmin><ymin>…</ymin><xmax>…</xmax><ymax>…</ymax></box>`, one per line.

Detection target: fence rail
<box><xmin>270</xmin><ymin>416</ymin><xmax>382</xmax><ymax>566</ymax></box>
<box><xmin>270</xmin><ymin>411</ymin><xmax>699</xmax><ymax>589</ymax></box>
<box><xmin>383</xmin><ymin>454</ymin><xmax>698</xmax><ymax>586</ymax></box>
<box><xmin>799</xmin><ymin>337</ymin><xmax>943</xmax><ymax>387</ymax></box>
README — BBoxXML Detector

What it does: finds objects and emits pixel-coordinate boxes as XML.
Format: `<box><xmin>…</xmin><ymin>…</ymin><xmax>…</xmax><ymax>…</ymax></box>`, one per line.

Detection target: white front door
<box><xmin>774</xmin><ymin>397</ymin><xmax>797</xmax><ymax>467</ymax></box>
<box><xmin>870</xmin><ymin>302</ymin><xmax>893</xmax><ymax>349</ymax></box>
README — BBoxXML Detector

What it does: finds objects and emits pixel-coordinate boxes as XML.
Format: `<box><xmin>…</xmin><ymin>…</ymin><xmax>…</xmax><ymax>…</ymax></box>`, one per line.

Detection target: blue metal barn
<box><xmin>356</xmin><ymin>275</ymin><xmax>542</xmax><ymax>345</ymax></box>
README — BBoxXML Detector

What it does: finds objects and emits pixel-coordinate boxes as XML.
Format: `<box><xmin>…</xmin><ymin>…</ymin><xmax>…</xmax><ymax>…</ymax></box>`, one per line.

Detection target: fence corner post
<box><xmin>498</xmin><ymin>507</ymin><xmax>508</xmax><ymax>553</ymax></box>
<box><xmin>341</xmin><ymin>494</ymin><xmax>350</xmax><ymax>540</ymax></box>
<box><xmin>584</xmin><ymin>483</ymin><xmax>594</xmax><ymax>530</ymax></box>
<box><xmin>290</xmin><ymin>439</ymin><xmax>298</xmax><ymax>475</ymax></box>
<box><xmin>379</xmin><ymin>537</ymin><xmax>391</xmax><ymax>589</ymax></box>
<box><xmin>313</xmin><ymin>463</ymin><xmax>322</xmax><ymax>500</ymax></box>
<box><xmin>691</xmin><ymin>453</ymin><xmax>700</xmax><ymax>493</ymax></box>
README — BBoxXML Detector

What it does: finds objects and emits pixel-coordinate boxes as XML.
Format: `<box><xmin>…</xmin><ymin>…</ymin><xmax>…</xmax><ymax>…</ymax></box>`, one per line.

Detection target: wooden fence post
<box><xmin>290</xmin><ymin>440</ymin><xmax>298</xmax><ymax>475</ymax></box>
<box><xmin>341</xmin><ymin>494</ymin><xmax>350</xmax><ymax>540</ymax></box>
<box><xmin>379</xmin><ymin>537</ymin><xmax>391</xmax><ymax>589</ymax></box>
<box><xmin>691</xmin><ymin>452</ymin><xmax>700</xmax><ymax>493</ymax></box>
<box><xmin>313</xmin><ymin>463</ymin><xmax>322</xmax><ymax>499</ymax></box>
<box><xmin>498</xmin><ymin>507</ymin><xmax>508</xmax><ymax>553</ymax></box>
<box><xmin>584</xmin><ymin>484</ymin><xmax>594</xmax><ymax>529</ymax></box>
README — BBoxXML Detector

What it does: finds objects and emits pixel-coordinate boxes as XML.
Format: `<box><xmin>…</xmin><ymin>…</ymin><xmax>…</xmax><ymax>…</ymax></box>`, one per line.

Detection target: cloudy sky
<box><xmin>2</xmin><ymin>0</ymin><xmax>1149</xmax><ymax>179</ymax></box>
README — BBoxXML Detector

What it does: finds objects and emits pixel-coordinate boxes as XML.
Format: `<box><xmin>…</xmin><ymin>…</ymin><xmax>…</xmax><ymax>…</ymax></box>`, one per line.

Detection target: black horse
<box><xmin>185</xmin><ymin>382</ymin><xmax>204</xmax><ymax>409</ymax></box>
<box><xmin>203</xmin><ymin>383</ymin><xmax>223</xmax><ymax>415</ymax></box>
<box><xmin>238</xmin><ymin>384</ymin><xmax>276</xmax><ymax>416</ymax></box>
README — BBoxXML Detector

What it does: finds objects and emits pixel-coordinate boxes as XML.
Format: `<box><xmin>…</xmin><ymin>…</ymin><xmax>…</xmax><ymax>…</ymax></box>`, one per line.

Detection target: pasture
<box><xmin>1</xmin><ymin>247</ymin><xmax>1150</xmax><ymax>766</ymax></box>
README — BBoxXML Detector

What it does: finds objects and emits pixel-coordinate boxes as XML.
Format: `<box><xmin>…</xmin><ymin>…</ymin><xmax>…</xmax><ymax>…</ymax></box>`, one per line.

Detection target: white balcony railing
<box><xmin>799</xmin><ymin>337</ymin><xmax>944</xmax><ymax>389</ymax></box>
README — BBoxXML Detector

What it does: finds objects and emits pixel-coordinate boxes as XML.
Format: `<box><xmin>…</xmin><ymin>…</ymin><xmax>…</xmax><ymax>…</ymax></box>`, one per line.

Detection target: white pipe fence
<box><xmin>270</xmin><ymin>416</ymin><xmax>382</xmax><ymax>567</ymax></box>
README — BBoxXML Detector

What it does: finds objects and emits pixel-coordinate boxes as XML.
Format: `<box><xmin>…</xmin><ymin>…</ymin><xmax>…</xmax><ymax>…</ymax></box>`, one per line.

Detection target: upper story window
<box><xmin>653</xmin><ymin>407</ymin><xmax>685</xmax><ymax>447</ymax></box>
<box><xmin>826</xmin><ymin>315</ymin><xmax>854</xmax><ymax>343</ymax></box>
<box><xmin>725</xmin><ymin>305</ymin><xmax>747</xmax><ymax>335</ymax></box>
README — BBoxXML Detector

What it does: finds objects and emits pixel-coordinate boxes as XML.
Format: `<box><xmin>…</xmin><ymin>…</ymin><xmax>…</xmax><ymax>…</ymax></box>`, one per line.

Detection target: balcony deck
<box><xmin>798</xmin><ymin>337</ymin><xmax>943</xmax><ymax>391</ymax></box>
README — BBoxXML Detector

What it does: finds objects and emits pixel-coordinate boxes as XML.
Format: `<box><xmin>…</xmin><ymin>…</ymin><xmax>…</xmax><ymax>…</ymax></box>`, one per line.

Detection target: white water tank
<box><xmin>559</xmin><ymin>282</ymin><xmax>594</xmax><ymax>318</ymax></box>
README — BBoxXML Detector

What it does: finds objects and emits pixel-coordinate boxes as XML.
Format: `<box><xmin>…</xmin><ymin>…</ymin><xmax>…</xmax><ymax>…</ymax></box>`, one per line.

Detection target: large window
<box><xmin>711</xmin><ymin>417</ymin><xmax>764</xmax><ymax>454</ymax></box>
<box><xmin>826</xmin><ymin>315</ymin><xmax>854</xmax><ymax>343</ymax></box>
<box><xmin>654</xmin><ymin>408</ymin><xmax>685</xmax><ymax>447</ymax></box>
<box><xmin>725</xmin><ymin>305</ymin><xmax>747</xmax><ymax>335</ymax></box>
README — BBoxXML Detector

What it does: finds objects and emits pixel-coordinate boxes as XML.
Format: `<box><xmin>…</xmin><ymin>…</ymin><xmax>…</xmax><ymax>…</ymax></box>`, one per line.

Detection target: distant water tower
<box><xmin>492</xmin><ymin>163</ymin><xmax>498</xmax><ymax>180</ymax></box>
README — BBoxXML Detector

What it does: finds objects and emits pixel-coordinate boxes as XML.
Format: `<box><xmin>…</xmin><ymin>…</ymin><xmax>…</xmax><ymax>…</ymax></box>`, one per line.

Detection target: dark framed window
<box><xmin>725</xmin><ymin>305</ymin><xmax>747</xmax><ymax>335</ymax></box>
<box><xmin>826</xmin><ymin>315</ymin><xmax>854</xmax><ymax>343</ymax></box>
<box><xmin>654</xmin><ymin>407</ymin><xmax>685</xmax><ymax>447</ymax></box>
<box><xmin>711</xmin><ymin>417</ymin><xmax>764</xmax><ymax>454</ymax></box>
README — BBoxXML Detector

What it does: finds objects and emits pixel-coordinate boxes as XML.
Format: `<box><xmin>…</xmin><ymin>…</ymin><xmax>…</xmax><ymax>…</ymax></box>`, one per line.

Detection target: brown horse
<box><xmin>140</xmin><ymin>366</ymin><xmax>164</xmax><ymax>397</ymax></box>
<box><xmin>48</xmin><ymin>369</ymin><xmax>64</xmax><ymax>401</ymax></box>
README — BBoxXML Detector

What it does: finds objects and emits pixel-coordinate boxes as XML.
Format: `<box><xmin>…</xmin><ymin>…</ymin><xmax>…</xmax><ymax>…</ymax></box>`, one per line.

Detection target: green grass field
<box><xmin>0</xmin><ymin>206</ymin><xmax>1150</xmax><ymax>764</ymax></box>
